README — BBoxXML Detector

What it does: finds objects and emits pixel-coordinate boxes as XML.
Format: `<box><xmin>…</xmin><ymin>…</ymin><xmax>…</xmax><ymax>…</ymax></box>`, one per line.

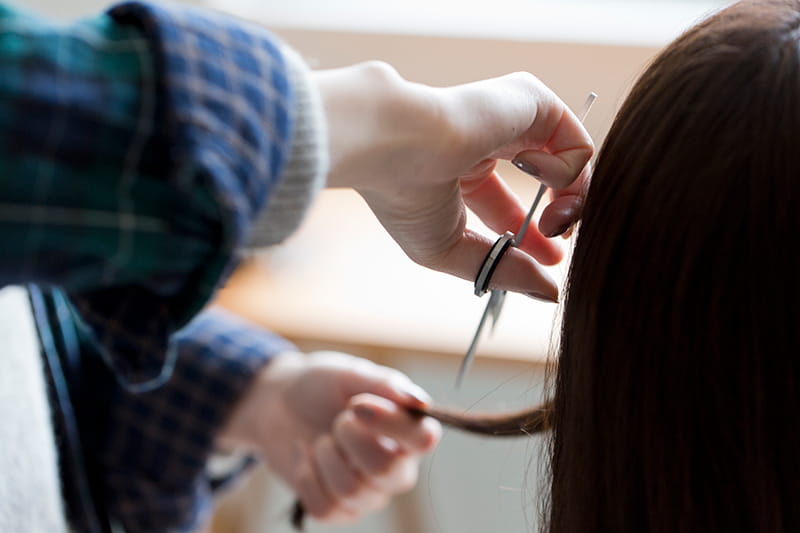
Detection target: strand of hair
<box><xmin>290</xmin><ymin>400</ymin><xmax>554</xmax><ymax>530</ymax></box>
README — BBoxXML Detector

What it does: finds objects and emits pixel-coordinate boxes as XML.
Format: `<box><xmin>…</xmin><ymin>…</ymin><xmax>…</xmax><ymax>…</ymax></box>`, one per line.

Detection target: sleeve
<box><xmin>0</xmin><ymin>2</ymin><xmax>326</xmax><ymax>385</ymax></box>
<box><xmin>246</xmin><ymin>44</ymin><xmax>328</xmax><ymax>248</ymax></box>
<box><xmin>99</xmin><ymin>307</ymin><xmax>295</xmax><ymax>533</ymax></box>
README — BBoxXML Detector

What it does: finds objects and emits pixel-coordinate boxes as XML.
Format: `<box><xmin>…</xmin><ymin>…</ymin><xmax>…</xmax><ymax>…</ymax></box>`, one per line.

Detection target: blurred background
<box><xmin>21</xmin><ymin>0</ymin><xmax>730</xmax><ymax>531</ymax></box>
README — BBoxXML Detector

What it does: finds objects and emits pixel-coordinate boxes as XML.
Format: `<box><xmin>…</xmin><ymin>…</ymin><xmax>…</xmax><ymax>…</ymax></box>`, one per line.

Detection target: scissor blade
<box><xmin>456</xmin><ymin>298</ymin><xmax>494</xmax><ymax>388</ymax></box>
<box><xmin>515</xmin><ymin>183</ymin><xmax>548</xmax><ymax>247</ymax></box>
<box><xmin>485</xmin><ymin>93</ymin><xmax>598</xmax><ymax>337</ymax></box>
<box><xmin>456</xmin><ymin>92</ymin><xmax>598</xmax><ymax>388</ymax></box>
<box><xmin>487</xmin><ymin>289</ymin><xmax>506</xmax><ymax>335</ymax></box>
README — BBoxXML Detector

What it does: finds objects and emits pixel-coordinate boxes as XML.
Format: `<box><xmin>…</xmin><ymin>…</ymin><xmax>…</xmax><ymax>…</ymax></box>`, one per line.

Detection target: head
<box><xmin>550</xmin><ymin>0</ymin><xmax>800</xmax><ymax>531</ymax></box>
<box><xmin>291</xmin><ymin>3</ymin><xmax>800</xmax><ymax>530</ymax></box>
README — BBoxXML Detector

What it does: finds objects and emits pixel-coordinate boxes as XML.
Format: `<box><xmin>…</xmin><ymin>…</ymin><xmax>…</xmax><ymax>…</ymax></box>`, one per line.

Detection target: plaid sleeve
<box><xmin>0</xmin><ymin>2</ymin><xmax>296</xmax><ymax>385</ymax></box>
<box><xmin>100</xmin><ymin>307</ymin><xmax>295</xmax><ymax>533</ymax></box>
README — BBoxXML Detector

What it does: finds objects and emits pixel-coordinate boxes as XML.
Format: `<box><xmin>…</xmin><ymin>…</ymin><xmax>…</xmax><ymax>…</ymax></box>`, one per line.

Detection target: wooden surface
<box><xmin>215</xmin><ymin>168</ymin><xmax>568</xmax><ymax>364</ymax></box>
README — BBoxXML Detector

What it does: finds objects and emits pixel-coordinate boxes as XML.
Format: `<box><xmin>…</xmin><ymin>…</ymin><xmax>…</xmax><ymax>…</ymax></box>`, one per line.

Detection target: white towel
<box><xmin>0</xmin><ymin>286</ymin><xmax>68</xmax><ymax>533</ymax></box>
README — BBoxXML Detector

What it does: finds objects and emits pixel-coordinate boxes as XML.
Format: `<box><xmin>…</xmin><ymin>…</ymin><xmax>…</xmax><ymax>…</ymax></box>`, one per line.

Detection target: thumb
<box><xmin>336</xmin><ymin>359</ymin><xmax>432</xmax><ymax>410</ymax></box>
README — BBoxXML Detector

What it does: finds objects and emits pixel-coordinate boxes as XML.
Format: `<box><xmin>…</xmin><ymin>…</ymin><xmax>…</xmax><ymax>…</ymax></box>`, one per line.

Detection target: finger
<box><xmin>461</xmin><ymin>170</ymin><xmax>563</xmax><ymax>265</ymax></box>
<box><xmin>550</xmin><ymin>160</ymin><xmax>591</xmax><ymax>200</ymax></box>
<box><xmin>539</xmin><ymin>194</ymin><xmax>583</xmax><ymax>238</ymax></box>
<box><xmin>350</xmin><ymin>394</ymin><xmax>441</xmax><ymax>453</ymax></box>
<box><xmin>450</xmin><ymin>72</ymin><xmax>592</xmax><ymax>166</ymax></box>
<box><xmin>512</xmin><ymin>144</ymin><xmax>590</xmax><ymax>192</ymax></box>
<box><xmin>463</xmin><ymin>74</ymin><xmax>592</xmax><ymax>189</ymax></box>
<box><xmin>292</xmin><ymin>443</ymin><xmax>357</xmax><ymax>524</ymax></box>
<box><xmin>333</xmin><ymin>363</ymin><xmax>433</xmax><ymax>411</ymax></box>
<box><xmin>539</xmin><ymin>162</ymin><xmax>591</xmax><ymax>238</ymax></box>
<box><xmin>510</xmin><ymin>104</ymin><xmax>593</xmax><ymax>191</ymax></box>
<box><xmin>435</xmin><ymin>228</ymin><xmax>559</xmax><ymax>302</ymax></box>
<box><xmin>312</xmin><ymin>434</ymin><xmax>388</xmax><ymax>514</ymax></box>
<box><xmin>334</xmin><ymin>411</ymin><xmax>420</xmax><ymax>493</ymax></box>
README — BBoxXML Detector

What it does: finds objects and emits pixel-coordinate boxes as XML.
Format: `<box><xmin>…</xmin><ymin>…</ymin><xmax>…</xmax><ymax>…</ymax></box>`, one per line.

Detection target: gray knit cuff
<box><xmin>247</xmin><ymin>45</ymin><xmax>328</xmax><ymax>248</ymax></box>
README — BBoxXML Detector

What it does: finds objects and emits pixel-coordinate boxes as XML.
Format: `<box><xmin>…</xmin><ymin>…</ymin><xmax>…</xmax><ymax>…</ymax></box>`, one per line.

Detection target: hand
<box><xmin>538</xmin><ymin>162</ymin><xmax>591</xmax><ymax>240</ymax></box>
<box><xmin>217</xmin><ymin>351</ymin><xmax>441</xmax><ymax>524</ymax></box>
<box><xmin>314</xmin><ymin>62</ymin><xmax>593</xmax><ymax>301</ymax></box>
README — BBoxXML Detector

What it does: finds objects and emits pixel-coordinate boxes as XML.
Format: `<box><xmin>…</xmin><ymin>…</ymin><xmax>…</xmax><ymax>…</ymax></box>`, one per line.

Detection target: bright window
<box><xmin>208</xmin><ymin>0</ymin><xmax>735</xmax><ymax>46</ymax></box>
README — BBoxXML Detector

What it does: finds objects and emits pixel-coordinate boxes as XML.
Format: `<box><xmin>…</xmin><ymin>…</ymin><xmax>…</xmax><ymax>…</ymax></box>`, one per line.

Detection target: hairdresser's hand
<box><xmin>538</xmin><ymin>163</ymin><xmax>591</xmax><ymax>240</ymax></box>
<box><xmin>217</xmin><ymin>351</ymin><xmax>441</xmax><ymax>524</ymax></box>
<box><xmin>315</xmin><ymin>62</ymin><xmax>593</xmax><ymax>302</ymax></box>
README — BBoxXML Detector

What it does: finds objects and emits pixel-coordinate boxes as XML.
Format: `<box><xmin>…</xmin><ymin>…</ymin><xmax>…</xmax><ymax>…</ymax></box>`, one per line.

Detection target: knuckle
<box><xmin>306</xmin><ymin>498</ymin><xmax>336</xmax><ymax>521</ymax></box>
<box><xmin>390</xmin><ymin>461</ymin><xmax>419</xmax><ymax>494</ymax></box>
<box><xmin>338</xmin><ymin>475</ymin><xmax>362</xmax><ymax>500</ymax></box>
<box><xmin>509</xmin><ymin>71</ymin><xmax>547</xmax><ymax>100</ymax></box>
<box><xmin>310</xmin><ymin>494</ymin><xmax>359</xmax><ymax>525</ymax></box>
<box><xmin>363</xmin><ymin>59</ymin><xmax>397</xmax><ymax>76</ymax></box>
<box><xmin>398</xmin><ymin>467</ymin><xmax>419</xmax><ymax>493</ymax></box>
<box><xmin>510</xmin><ymin>70</ymin><xmax>540</xmax><ymax>86</ymax></box>
<box><xmin>370</xmin><ymin>494</ymin><xmax>391</xmax><ymax>513</ymax></box>
<box><xmin>333</xmin><ymin>410</ymin><xmax>360</xmax><ymax>439</ymax></box>
<box><xmin>356</xmin><ymin>60</ymin><xmax>402</xmax><ymax>88</ymax></box>
<box><xmin>418</xmin><ymin>419</ymin><xmax>443</xmax><ymax>452</ymax></box>
<box><xmin>366</xmin><ymin>448</ymin><xmax>396</xmax><ymax>476</ymax></box>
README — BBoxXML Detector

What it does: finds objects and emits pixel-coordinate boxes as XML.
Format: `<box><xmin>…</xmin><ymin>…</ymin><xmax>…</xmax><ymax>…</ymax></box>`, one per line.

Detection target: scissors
<box><xmin>456</xmin><ymin>92</ymin><xmax>597</xmax><ymax>388</ymax></box>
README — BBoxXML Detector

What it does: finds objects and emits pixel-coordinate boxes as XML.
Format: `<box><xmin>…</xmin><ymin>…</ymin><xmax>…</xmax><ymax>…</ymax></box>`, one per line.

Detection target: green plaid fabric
<box><xmin>0</xmin><ymin>5</ymin><xmax>184</xmax><ymax>290</ymax></box>
<box><xmin>1</xmin><ymin>3</ymin><xmax>301</xmax><ymax>531</ymax></box>
<box><xmin>0</xmin><ymin>1</ymin><xmax>294</xmax><ymax>385</ymax></box>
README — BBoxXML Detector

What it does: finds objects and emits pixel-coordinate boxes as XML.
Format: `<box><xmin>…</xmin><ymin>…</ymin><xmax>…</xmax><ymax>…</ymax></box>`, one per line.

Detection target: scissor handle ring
<box><xmin>474</xmin><ymin>231</ymin><xmax>516</xmax><ymax>297</ymax></box>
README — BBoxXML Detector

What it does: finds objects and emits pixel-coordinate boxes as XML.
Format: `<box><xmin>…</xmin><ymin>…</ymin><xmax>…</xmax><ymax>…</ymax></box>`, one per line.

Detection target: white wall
<box><xmin>21</xmin><ymin>0</ymin><xmax>202</xmax><ymax>19</ymax></box>
<box><xmin>212</xmin><ymin>0</ymin><xmax>730</xmax><ymax>46</ymax></box>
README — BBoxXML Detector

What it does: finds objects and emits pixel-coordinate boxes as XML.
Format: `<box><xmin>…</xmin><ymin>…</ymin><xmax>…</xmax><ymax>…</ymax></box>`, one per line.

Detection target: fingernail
<box><xmin>402</xmin><ymin>384</ymin><xmax>431</xmax><ymax>408</ymax></box>
<box><xmin>526</xmin><ymin>291</ymin><xmax>559</xmax><ymax>303</ymax></box>
<box><xmin>404</xmin><ymin>392</ymin><xmax>429</xmax><ymax>410</ymax></box>
<box><xmin>354</xmin><ymin>404</ymin><xmax>377</xmax><ymax>423</ymax></box>
<box><xmin>545</xmin><ymin>222</ymin><xmax>572</xmax><ymax>238</ymax></box>
<box><xmin>512</xmin><ymin>158</ymin><xmax>541</xmax><ymax>178</ymax></box>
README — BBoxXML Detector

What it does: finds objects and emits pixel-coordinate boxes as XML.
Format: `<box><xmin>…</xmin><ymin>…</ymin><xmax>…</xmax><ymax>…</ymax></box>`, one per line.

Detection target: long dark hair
<box><xmin>550</xmin><ymin>1</ymin><xmax>800</xmax><ymax>531</ymax></box>
<box><xmin>292</xmin><ymin>2</ymin><xmax>800</xmax><ymax>529</ymax></box>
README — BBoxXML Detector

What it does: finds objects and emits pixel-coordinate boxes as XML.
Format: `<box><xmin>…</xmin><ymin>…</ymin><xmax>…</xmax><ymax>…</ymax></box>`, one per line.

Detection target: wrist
<box><xmin>312</xmin><ymin>61</ymin><xmax>447</xmax><ymax>193</ymax></box>
<box><xmin>216</xmin><ymin>351</ymin><xmax>307</xmax><ymax>452</ymax></box>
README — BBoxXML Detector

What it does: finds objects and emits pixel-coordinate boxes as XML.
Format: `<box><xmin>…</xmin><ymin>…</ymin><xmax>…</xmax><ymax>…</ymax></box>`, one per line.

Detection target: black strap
<box><xmin>29</xmin><ymin>285</ymin><xmax>112</xmax><ymax>533</ymax></box>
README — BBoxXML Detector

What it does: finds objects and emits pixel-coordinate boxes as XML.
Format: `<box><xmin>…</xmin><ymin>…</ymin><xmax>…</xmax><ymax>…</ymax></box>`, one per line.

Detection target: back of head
<box><xmin>550</xmin><ymin>1</ymin><xmax>800</xmax><ymax>531</ymax></box>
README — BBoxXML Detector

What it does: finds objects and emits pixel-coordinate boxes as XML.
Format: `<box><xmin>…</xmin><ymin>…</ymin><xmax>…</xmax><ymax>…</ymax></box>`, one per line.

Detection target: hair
<box><xmin>292</xmin><ymin>1</ymin><xmax>800</xmax><ymax>530</ymax></box>
<box><xmin>549</xmin><ymin>1</ymin><xmax>800</xmax><ymax>531</ymax></box>
<box><xmin>291</xmin><ymin>402</ymin><xmax>553</xmax><ymax>530</ymax></box>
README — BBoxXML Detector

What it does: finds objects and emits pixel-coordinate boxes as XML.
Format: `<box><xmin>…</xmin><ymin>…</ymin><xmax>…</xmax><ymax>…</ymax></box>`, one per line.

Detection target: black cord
<box><xmin>29</xmin><ymin>285</ymin><xmax>105</xmax><ymax>533</ymax></box>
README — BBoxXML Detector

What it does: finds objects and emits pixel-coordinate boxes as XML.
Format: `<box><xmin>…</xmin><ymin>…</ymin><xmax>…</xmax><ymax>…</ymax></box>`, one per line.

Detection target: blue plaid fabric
<box><xmin>0</xmin><ymin>1</ymin><xmax>295</xmax><ymax>385</ymax></box>
<box><xmin>79</xmin><ymin>2</ymin><xmax>295</xmax><ymax>387</ymax></box>
<box><xmin>101</xmin><ymin>307</ymin><xmax>294</xmax><ymax>532</ymax></box>
<box><xmin>0</xmin><ymin>2</ymin><xmax>303</xmax><ymax>531</ymax></box>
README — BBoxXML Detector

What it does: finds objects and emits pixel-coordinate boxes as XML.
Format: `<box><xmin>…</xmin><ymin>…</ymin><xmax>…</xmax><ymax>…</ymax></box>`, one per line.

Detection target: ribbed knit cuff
<box><xmin>248</xmin><ymin>46</ymin><xmax>329</xmax><ymax>248</ymax></box>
